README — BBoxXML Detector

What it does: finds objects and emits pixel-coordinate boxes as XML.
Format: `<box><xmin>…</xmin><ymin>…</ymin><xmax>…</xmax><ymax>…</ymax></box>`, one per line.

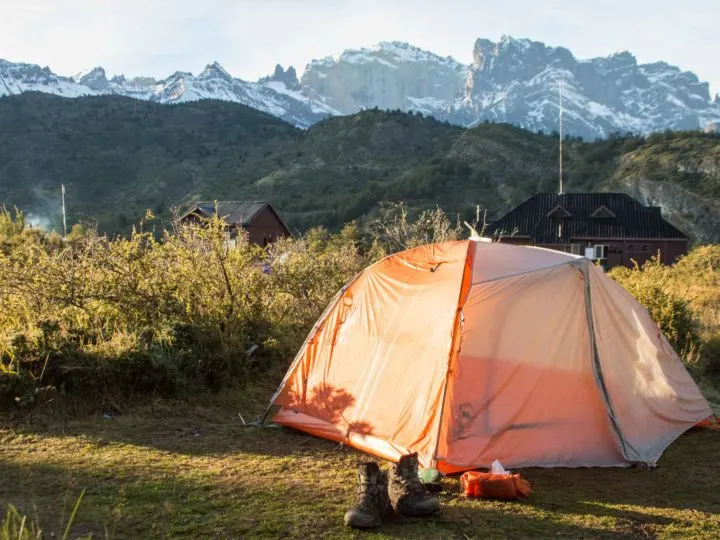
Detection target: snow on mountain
<box><xmin>2</xmin><ymin>36</ymin><xmax>719</xmax><ymax>138</ymax></box>
<box><xmin>0</xmin><ymin>59</ymin><xmax>96</xmax><ymax>98</ymax></box>
<box><xmin>146</xmin><ymin>64</ymin><xmax>338</xmax><ymax>126</ymax></box>
<box><xmin>446</xmin><ymin>36</ymin><xmax>720</xmax><ymax>138</ymax></box>
<box><xmin>0</xmin><ymin>58</ymin><xmax>337</xmax><ymax>128</ymax></box>
<box><xmin>302</xmin><ymin>41</ymin><xmax>468</xmax><ymax>115</ymax></box>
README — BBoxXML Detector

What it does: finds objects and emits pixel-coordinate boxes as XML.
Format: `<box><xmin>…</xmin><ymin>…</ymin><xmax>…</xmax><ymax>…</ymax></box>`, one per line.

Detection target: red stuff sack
<box><xmin>460</xmin><ymin>471</ymin><xmax>531</xmax><ymax>500</ymax></box>
<box><xmin>696</xmin><ymin>415</ymin><xmax>720</xmax><ymax>431</ymax></box>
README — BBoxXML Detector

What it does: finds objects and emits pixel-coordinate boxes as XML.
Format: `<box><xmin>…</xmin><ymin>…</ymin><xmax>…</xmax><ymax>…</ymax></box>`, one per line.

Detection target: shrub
<box><xmin>2</xmin><ymin>204</ymin><xmax>716</xmax><ymax>410</ymax></box>
<box><xmin>610</xmin><ymin>259</ymin><xmax>698</xmax><ymax>357</ymax></box>
<box><xmin>365</xmin><ymin>201</ymin><xmax>461</xmax><ymax>256</ymax></box>
<box><xmin>609</xmin><ymin>248</ymin><xmax>720</xmax><ymax>382</ymax></box>
<box><xmin>0</xmin><ymin>212</ymin><xmax>372</xmax><ymax>409</ymax></box>
<box><xmin>0</xmin><ymin>206</ymin><xmax>25</xmax><ymax>241</ymax></box>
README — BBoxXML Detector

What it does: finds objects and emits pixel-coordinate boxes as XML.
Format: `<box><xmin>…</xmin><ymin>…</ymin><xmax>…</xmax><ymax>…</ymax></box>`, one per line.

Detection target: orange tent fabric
<box><xmin>269</xmin><ymin>240</ymin><xmax>712</xmax><ymax>472</ymax></box>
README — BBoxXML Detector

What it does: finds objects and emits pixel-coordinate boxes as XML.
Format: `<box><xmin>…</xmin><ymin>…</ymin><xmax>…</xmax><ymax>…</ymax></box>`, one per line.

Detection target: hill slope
<box><xmin>0</xmin><ymin>93</ymin><xmax>718</xmax><ymax>242</ymax></box>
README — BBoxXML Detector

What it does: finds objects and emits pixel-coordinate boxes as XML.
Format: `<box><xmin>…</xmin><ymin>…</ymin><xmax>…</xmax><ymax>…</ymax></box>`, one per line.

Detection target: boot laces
<box><xmin>395</xmin><ymin>462</ymin><xmax>427</xmax><ymax>496</ymax></box>
<box><xmin>397</xmin><ymin>475</ymin><xmax>426</xmax><ymax>496</ymax></box>
<box><xmin>358</xmin><ymin>478</ymin><xmax>379</xmax><ymax>494</ymax></box>
<box><xmin>355</xmin><ymin>477</ymin><xmax>382</xmax><ymax>509</ymax></box>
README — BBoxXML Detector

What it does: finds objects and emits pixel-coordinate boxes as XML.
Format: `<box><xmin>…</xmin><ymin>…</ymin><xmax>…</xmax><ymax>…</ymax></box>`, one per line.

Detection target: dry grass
<box><xmin>1</xmin><ymin>388</ymin><xmax>718</xmax><ymax>539</ymax></box>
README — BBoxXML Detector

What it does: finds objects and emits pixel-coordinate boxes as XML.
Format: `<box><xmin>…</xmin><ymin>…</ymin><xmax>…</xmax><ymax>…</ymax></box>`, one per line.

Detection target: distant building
<box><xmin>178</xmin><ymin>201</ymin><xmax>291</xmax><ymax>247</ymax></box>
<box><xmin>489</xmin><ymin>193</ymin><xmax>689</xmax><ymax>269</ymax></box>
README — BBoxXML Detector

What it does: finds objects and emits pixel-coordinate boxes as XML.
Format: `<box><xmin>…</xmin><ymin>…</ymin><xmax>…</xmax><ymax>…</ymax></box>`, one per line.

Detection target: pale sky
<box><xmin>1</xmin><ymin>0</ymin><xmax>718</xmax><ymax>97</ymax></box>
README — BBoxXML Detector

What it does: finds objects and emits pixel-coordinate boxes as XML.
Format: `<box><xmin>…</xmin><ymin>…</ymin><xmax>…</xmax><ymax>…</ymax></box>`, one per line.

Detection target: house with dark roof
<box><xmin>489</xmin><ymin>193</ymin><xmax>688</xmax><ymax>269</ymax></box>
<box><xmin>178</xmin><ymin>201</ymin><xmax>291</xmax><ymax>247</ymax></box>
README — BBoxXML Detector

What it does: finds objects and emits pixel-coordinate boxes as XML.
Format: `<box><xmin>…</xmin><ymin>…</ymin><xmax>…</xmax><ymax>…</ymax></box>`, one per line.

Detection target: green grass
<box><xmin>1</xmin><ymin>388</ymin><xmax>718</xmax><ymax>539</ymax></box>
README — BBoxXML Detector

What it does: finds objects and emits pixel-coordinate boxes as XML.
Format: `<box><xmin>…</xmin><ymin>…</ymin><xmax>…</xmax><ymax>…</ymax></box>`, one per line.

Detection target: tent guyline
<box><xmin>265</xmin><ymin>240</ymin><xmax>711</xmax><ymax>473</ymax></box>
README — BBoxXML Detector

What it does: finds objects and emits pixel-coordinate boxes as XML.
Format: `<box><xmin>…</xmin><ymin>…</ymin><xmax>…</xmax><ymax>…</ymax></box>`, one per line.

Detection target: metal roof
<box><xmin>489</xmin><ymin>193</ymin><xmax>687</xmax><ymax>243</ymax></box>
<box><xmin>187</xmin><ymin>201</ymin><xmax>269</xmax><ymax>226</ymax></box>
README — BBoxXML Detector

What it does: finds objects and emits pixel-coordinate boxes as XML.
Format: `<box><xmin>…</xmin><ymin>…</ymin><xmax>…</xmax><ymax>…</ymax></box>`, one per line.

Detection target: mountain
<box><xmin>457</xmin><ymin>38</ymin><xmax>718</xmax><ymax>134</ymax></box>
<box><xmin>0</xmin><ymin>93</ymin><xmax>718</xmax><ymax>243</ymax></box>
<box><xmin>1</xmin><ymin>59</ymin><xmax>336</xmax><ymax>128</ymax></box>
<box><xmin>301</xmin><ymin>41</ymin><xmax>468</xmax><ymax>116</ymax></box>
<box><xmin>2</xmin><ymin>36</ymin><xmax>720</xmax><ymax>138</ymax></box>
<box><xmin>0</xmin><ymin>59</ymin><xmax>91</xmax><ymax>97</ymax></box>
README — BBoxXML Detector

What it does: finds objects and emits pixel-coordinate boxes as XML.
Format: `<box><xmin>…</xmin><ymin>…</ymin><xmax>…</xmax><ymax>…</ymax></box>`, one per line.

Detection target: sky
<box><xmin>1</xmin><ymin>0</ymin><xmax>718</xmax><ymax>97</ymax></box>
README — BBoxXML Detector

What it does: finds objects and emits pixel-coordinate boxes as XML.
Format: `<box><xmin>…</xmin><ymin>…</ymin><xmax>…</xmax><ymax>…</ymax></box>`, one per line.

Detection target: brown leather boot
<box><xmin>343</xmin><ymin>462</ymin><xmax>391</xmax><ymax>528</ymax></box>
<box><xmin>388</xmin><ymin>453</ymin><xmax>440</xmax><ymax>517</ymax></box>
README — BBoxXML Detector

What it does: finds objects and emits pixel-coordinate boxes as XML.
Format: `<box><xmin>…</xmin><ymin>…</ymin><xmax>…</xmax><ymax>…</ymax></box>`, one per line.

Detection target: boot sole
<box><xmin>344</xmin><ymin>518</ymin><xmax>382</xmax><ymax>529</ymax></box>
<box><xmin>395</xmin><ymin>503</ymin><xmax>440</xmax><ymax>517</ymax></box>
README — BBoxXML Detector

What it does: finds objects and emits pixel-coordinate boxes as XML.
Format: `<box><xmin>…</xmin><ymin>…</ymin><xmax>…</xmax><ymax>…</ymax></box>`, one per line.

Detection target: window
<box><xmin>627</xmin><ymin>244</ymin><xmax>635</xmax><ymax>251</ymax></box>
<box><xmin>570</xmin><ymin>244</ymin><xmax>583</xmax><ymax>255</ymax></box>
<box><xmin>225</xmin><ymin>230</ymin><xmax>237</xmax><ymax>249</ymax></box>
<box><xmin>594</xmin><ymin>245</ymin><xmax>608</xmax><ymax>260</ymax></box>
<box><xmin>642</xmin><ymin>244</ymin><xmax>650</xmax><ymax>252</ymax></box>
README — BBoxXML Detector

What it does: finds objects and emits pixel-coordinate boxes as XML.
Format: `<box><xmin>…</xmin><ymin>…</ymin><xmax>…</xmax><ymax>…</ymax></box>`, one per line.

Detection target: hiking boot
<box><xmin>388</xmin><ymin>453</ymin><xmax>440</xmax><ymax>517</ymax></box>
<box><xmin>344</xmin><ymin>462</ymin><xmax>391</xmax><ymax>529</ymax></box>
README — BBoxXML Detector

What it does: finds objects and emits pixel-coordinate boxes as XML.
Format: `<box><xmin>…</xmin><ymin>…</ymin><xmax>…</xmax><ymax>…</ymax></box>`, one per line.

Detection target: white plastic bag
<box><xmin>491</xmin><ymin>459</ymin><xmax>510</xmax><ymax>475</ymax></box>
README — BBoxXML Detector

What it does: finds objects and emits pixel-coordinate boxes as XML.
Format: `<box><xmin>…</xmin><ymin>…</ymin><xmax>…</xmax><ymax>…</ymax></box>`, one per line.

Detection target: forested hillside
<box><xmin>0</xmin><ymin>93</ymin><xmax>718</xmax><ymax>241</ymax></box>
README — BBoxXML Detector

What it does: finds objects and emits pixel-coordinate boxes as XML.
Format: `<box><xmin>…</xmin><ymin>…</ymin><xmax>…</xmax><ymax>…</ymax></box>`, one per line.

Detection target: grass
<box><xmin>1</xmin><ymin>386</ymin><xmax>718</xmax><ymax>539</ymax></box>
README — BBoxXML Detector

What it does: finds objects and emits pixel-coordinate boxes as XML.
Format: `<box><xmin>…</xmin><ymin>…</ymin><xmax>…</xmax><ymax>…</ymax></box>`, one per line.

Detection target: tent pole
<box><xmin>260</xmin><ymin>271</ymin><xmax>365</xmax><ymax>426</ymax></box>
<box><xmin>429</xmin><ymin>240</ymin><xmax>477</xmax><ymax>468</ymax></box>
<box><xmin>578</xmin><ymin>259</ymin><xmax>639</xmax><ymax>463</ymax></box>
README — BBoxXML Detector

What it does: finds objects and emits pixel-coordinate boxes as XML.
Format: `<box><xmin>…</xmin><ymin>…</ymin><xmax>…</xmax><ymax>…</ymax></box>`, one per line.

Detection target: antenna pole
<box><xmin>558</xmin><ymin>79</ymin><xmax>564</xmax><ymax>195</ymax></box>
<box><xmin>61</xmin><ymin>184</ymin><xmax>67</xmax><ymax>238</ymax></box>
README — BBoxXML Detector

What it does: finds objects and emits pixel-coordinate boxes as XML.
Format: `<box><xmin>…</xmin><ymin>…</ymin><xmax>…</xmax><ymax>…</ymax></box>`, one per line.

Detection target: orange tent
<box><xmin>268</xmin><ymin>240</ymin><xmax>712</xmax><ymax>472</ymax></box>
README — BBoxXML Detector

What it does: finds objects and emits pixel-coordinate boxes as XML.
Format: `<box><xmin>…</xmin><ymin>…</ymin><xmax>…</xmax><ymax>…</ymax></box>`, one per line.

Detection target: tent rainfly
<box><xmin>267</xmin><ymin>240</ymin><xmax>712</xmax><ymax>473</ymax></box>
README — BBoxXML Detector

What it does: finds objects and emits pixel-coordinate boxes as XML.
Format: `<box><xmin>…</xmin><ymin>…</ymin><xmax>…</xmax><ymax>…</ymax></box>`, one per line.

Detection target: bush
<box><xmin>609</xmin><ymin>248</ymin><xmax>720</xmax><ymax>382</ymax></box>
<box><xmin>609</xmin><ymin>261</ymin><xmax>699</xmax><ymax>357</ymax></box>
<box><xmin>0</xmin><ymin>206</ymin><xmax>25</xmax><ymax>241</ymax></box>
<box><xmin>0</xmin><ymin>212</ymin><xmax>369</xmax><ymax>409</ymax></box>
<box><xmin>2</xmin><ymin>202</ymin><xmax>716</xmax><ymax>410</ymax></box>
<box><xmin>0</xmin><ymin>204</ymin><xmax>475</xmax><ymax>410</ymax></box>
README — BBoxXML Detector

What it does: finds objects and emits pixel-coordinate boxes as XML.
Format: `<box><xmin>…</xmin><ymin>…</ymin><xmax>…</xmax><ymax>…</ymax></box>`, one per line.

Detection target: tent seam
<box><xmin>471</xmin><ymin>259</ymin><xmax>577</xmax><ymax>286</ymax></box>
<box><xmin>430</xmin><ymin>240</ymin><xmax>477</xmax><ymax>467</ymax></box>
<box><xmin>261</xmin><ymin>270</ymin><xmax>365</xmax><ymax>424</ymax></box>
<box><xmin>580</xmin><ymin>261</ymin><xmax>642</xmax><ymax>463</ymax></box>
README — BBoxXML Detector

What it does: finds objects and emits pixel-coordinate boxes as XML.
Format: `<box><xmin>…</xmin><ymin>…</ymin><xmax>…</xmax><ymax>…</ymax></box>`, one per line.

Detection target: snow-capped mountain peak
<box><xmin>74</xmin><ymin>67</ymin><xmax>110</xmax><ymax>90</ymax></box>
<box><xmin>0</xmin><ymin>59</ymin><xmax>93</xmax><ymax>97</ymax></box>
<box><xmin>73</xmin><ymin>67</ymin><xmax>98</xmax><ymax>82</ymax></box>
<box><xmin>316</xmin><ymin>41</ymin><xmax>466</xmax><ymax>71</ymax></box>
<box><xmin>373</xmin><ymin>40</ymin><xmax>463</xmax><ymax>65</ymax></box>
<box><xmin>302</xmin><ymin>41</ymin><xmax>468</xmax><ymax>115</ymax></box>
<box><xmin>1</xmin><ymin>36</ymin><xmax>719</xmax><ymax>138</ymax></box>
<box><xmin>199</xmin><ymin>61</ymin><xmax>232</xmax><ymax>81</ymax></box>
<box><xmin>258</xmin><ymin>65</ymin><xmax>301</xmax><ymax>90</ymax></box>
<box><xmin>497</xmin><ymin>35</ymin><xmax>534</xmax><ymax>51</ymax></box>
